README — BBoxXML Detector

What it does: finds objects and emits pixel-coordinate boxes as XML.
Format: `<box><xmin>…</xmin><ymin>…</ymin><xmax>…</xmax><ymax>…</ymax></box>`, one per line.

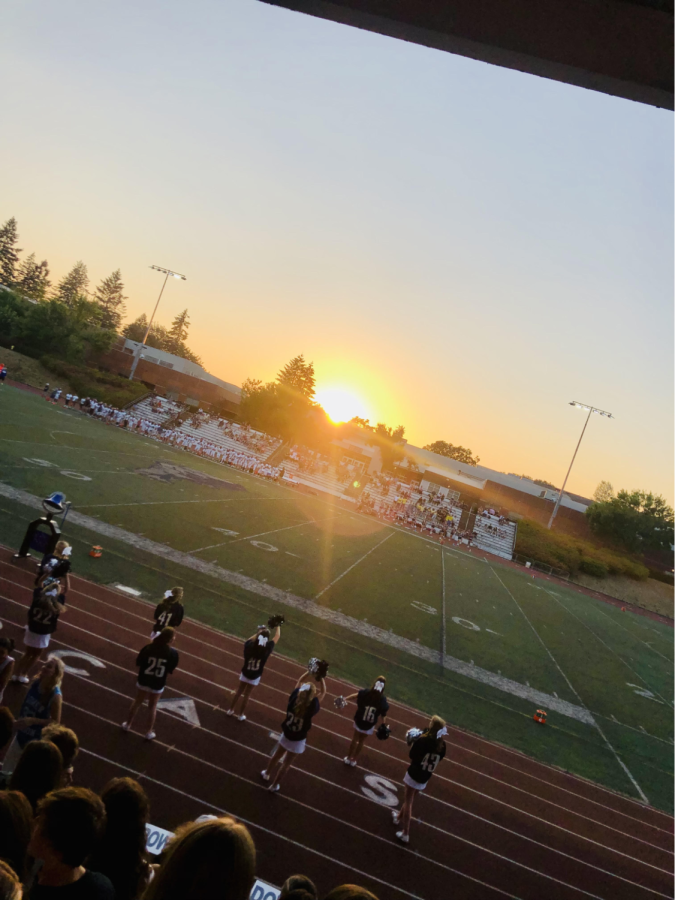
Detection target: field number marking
<box><xmin>23</xmin><ymin>458</ymin><xmax>55</xmax><ymax>467</ymax></box>
<box><xmin>411</xmin><ymin>601</ymin><xmax>437</xmax><ymax>615</ymax></box>
<box><xmin>361</xmin><ymin>774</ymin><xmax>399</xmax><ymax>807</ymax></box>
<box><xmin>60</xmin><ymin>471</ymin><xmax>92</xmax><ymax>481</ymax></box>
<box><xmin>626</xmin><ymin>683</ymin><xmax>664</xmax><ymax>704</ymax></box>
<box><xmin>212</xmin><ymin>528</ymin><xmax>239</xmax><ymax>536</ymax></box>
<box><xmin>250</xmin><ymin>541</ymin><xmax>279</xmax><ymax>552</ymax></box>
<box><xmin>451</xmin><ymin>616</ymin><xmax>480</xmax><ymax>632</ymax></box>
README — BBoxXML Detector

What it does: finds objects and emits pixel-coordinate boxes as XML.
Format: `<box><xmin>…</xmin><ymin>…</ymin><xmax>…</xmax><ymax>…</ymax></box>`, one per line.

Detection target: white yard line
<box><xmin>315</xmin><ymin>531</ymin><xmax>394</xmax><ymax>599</ymax></box>
<box><xmin>542</xmin><ymin>587</ymin><xmax>672</xmax><ymax>707</ymax></box>
<box><xmin>589</xmin><ymin>604</ymin><xmax>674</xmax><ymax>663</ymax></box>
<box><xmin>490</xmin><ymin>568</ymin><xmax>650</xmax><ymax>805</ymax></box>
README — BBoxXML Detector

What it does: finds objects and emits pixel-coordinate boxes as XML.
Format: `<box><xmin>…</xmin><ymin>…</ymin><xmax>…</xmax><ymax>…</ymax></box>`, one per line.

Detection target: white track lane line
<box><xmin>315</xmin><ymin>531</ymin><xmax>394</xmax><ymax>598</ymax></box>
<box><xmin>1</xmin><ymin>606</ymin><xmax>670</xmax><ymax>882</ymax></box>
<box><xmin>542</xmin><ymin>588</ymin><xmax>673</xmax><ymax>706</ymax></box>
<box><xmin>61</xmin><ymin>697</ymin><xmax>655</xmax><ymax>900</ymax></box>
<box><xmin>2</xmin><ymin>573</ymin><xmax>672</xmax><ymax>843</ymax></box>
<box><xmin>490</xmin><ymin>567</ymin><xmax>650</xmax><ymax>806</ymax></box>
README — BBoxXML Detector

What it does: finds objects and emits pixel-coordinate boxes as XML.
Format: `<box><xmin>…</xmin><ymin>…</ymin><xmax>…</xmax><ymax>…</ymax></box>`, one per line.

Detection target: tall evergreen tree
<box><xmin>168</xmin><ymin>309</ymin><xmax>191</xmax><ymax>349</ymax></box>
<box><xmin>0</xmin><ymin>217</ymin><xmax>22</xmax><ymax>286</ymax></box>
<box><xmin>94</xmin><ymin>269</ymin><xmax>127</xmax><ymax>331</ymax></box>
<box><xmin>54</xmin><ymin>261</ymin><xmax>89</xmax><ymax>306</ymax></box>
<box><xmin>277</xmin><ymin>354</ymin><xmax>316</xmax><ymax>399</ymax></box>
<box><xmin>16</xmin><ymin>253</ymin><xmax>50</xmax><ymax>301</ymax></box>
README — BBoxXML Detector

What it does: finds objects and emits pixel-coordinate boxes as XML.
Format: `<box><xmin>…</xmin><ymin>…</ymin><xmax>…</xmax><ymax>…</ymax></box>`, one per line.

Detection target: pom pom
<box><xmin>268</xmin><ymin>614</ymin><xmax>285</xmax><ymax>628</ymax></box>
<box><xmin>406</xmin><ymin>727</ymin><xmax>423</xmax><ymax>746</ymax></box>
<box><xmin>307</xmin><ymin>658</ymin><xmax>329</xmax><ymax>680</ymax></box>
<box><xmin>376</xmin><ymin>723</ymin><xmax>390</xmax><ymax>741</ymax></box>
<box><xmin>334</xmin><ymin>696</ymin><xmax>347</xmax><ymax>709</ymax></box>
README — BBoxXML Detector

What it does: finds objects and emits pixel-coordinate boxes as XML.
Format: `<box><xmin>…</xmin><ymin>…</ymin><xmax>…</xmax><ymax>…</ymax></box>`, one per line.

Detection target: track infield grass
<box><xmin>0</xmin><ymin>386</ymin><xmax>672</xmax><ymax>811</ymax></box>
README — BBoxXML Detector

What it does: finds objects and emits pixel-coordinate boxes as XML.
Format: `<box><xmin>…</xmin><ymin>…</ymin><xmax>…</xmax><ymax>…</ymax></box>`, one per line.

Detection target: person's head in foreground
<box><xmin>42</xmin><ymin>725</ymin><xmax>79</xmax><ymax>785</ymax></box>
<box><xmin>0</xmin><ymin>791</ymin><xmax>33</xmax><ymax>884</ymax></box>
<box><xmin>9</xmin><ymin>740</ymin><xmax>63</xmax><ymax>813</ymax></box>
<box><xmin>141</xmin><ymin>816</ymin><xmax>255</xmax><ymax>900</ymax></box>
<box><xmin>279</xmin><ymin>874</ymin><xmax>318</xmax><ymax>900</ymax></box>
<box><xmin>322</xmin><ymin>887</ymin><xmax>379</xmax><ymax>900</ymax></box>
<box><xmin>28</xmin><ymin>787</ymin><xmax>111</xmax><ymax>893</ymax></box>
<box><xmin>0</xmin><ymin>860</ymin><xmax>22</xmax><ymax>900</ymax></box>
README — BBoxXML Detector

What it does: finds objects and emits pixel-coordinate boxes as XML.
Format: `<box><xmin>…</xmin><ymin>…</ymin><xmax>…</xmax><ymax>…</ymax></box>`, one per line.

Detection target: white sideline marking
<box><xmin>490</xmin><ymin>568</ymin><xmax>650</xmax><ymax>806</ymax></box>
<box><xmin>315</xmin><ymin>532</ymin><xmax>394</xmax><ymax>598</ymax></box>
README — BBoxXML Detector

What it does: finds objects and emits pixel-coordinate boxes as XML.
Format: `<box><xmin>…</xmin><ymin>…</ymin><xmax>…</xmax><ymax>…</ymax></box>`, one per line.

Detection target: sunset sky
<box><xmin>2</xmin><ymin>0</ymin><xmax>672</xmax><ymax>502</ymax></box>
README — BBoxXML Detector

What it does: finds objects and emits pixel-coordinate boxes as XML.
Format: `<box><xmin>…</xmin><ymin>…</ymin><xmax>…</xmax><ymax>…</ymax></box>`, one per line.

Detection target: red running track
<box><xmin>0</xmin><ymin>547</ymin><xmax>672</xmax><ymax>900</ymax></box>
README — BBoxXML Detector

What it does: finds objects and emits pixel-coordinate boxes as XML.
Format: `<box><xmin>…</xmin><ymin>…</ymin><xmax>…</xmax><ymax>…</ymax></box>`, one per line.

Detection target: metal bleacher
<box><xmin>473</xmin><ymin>512</ymin><xmax>517</xmax><ymax>560</ymax></box>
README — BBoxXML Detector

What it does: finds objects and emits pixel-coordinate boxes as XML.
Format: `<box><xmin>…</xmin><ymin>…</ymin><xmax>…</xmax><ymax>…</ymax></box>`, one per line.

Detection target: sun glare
<box><xmin>315</xmin><ymin>387</ymin><xmax>371</xmax><ymax>424</ymax></box>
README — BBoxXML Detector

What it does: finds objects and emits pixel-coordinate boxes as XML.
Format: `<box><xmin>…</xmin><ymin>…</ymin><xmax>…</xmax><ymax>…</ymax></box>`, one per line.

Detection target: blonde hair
<box><xmin>54</xmin><ymin>540</ymin><xmax>71</xmax><ymax>557</ymax></box>
<box><xmin>39</xmin><ymin>656</ymin><xmax>65</xmax><ymax>695</ymax></box>
<box><xmin>370</xmin><ymin>675</ymin><xmax>386</xmax><ymax>691</ymax></box>
<box><xmin>141</xmin><ymin>816</ymin><xmax>255</xmax><ymax>900</ymax></box>
<box><xmin>170</xmin><ymin>587</ymin><xmax>184</xmax><ymax>601</ymax></box>
<box><xmin>292</xmin><ymin>683</ymin><xmax>317</xmax><ymax>718</ymax></box>
<box><xmin>424</xmin><ymin>715</ymin><xmax>446</xmax><ymax>748</ymax></box>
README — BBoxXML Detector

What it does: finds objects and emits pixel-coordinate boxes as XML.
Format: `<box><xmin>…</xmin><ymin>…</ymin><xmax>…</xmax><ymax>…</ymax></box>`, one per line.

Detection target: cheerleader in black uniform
<box><xmin>261</xmin><ymin>661</ymin><xmax>327</xmax><ymax>793</ymax></box>
<box><xmin>392</xmin><ymin>716</ymin><xmax>447</xmax><ymax>844</ymax></box>
<box><xmin>151</xmin><ymin>587</ymin><xmax>185</xmax><ymax>638</ymax></box>
<box><xmin>122</xmin><ymin>628</ymin><xmax>179</xmax><ymax>741</ymax></box>
<box><xmin>226</xmin><ymin>621</ymin><xmax>281</xmax><ymax>721</ymax></box>
<box><xmin>338</xmin><ymin>676</ymin><xmax>390</xmax><ymax>767</ymax></box>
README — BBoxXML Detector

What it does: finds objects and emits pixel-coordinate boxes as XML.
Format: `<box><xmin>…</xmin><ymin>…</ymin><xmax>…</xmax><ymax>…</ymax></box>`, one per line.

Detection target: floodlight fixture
<box><xmin>129</xmin><ymin>264</ymin><xmax>187</xmax><ymax>380</ymax></box>
<box><xmin>548</xmin><ymin>401</ymin><xmax>614</xmax><ymax>529</ymax></box>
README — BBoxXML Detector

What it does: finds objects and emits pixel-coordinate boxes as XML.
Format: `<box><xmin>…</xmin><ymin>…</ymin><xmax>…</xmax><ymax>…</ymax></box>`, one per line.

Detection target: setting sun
<box><xmin>315</xmin><ymin>387</ymin><xmax>372</xmax><ymax>424</ymax></box>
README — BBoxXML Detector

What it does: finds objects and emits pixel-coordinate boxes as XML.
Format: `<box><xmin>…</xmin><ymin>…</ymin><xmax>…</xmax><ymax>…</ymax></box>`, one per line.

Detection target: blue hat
<box><xmin>43</xmin><ymin>492</ymin><xmax>66</xmax><ymax>513</ymax></box>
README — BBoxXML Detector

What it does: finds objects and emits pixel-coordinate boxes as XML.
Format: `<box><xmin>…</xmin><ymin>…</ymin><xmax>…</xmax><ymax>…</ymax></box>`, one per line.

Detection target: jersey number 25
<box><xmin>144</xmin><ymin>657</ymin><xmax>166</xmax><ymax>678</ymax></box>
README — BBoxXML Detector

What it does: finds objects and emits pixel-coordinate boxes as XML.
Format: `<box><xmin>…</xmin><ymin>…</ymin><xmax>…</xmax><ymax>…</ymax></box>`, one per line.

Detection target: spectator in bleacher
<box><xmin>151</xmin><ymin>588</ymin><xmax>184</xmax><ymax>639</ymax></box>
<box><xmin>12</xmin><ymin>585</ymin><xmax>67</xmax><ymax>685</ymax></box>
<box><xmin>0</xmin><ymin>860</ymin><xmax>21</xmax><ymax>900</ymax></box>
<box><xmin>26</xmin><ymin>787</ymin><xmax>114</xmax><ymax>899</ymax></box>
<box><xmin>88</xmin><ymin>777</ymin><xmax>151</xmax><ymax>900</ymax></box>
<box><xmin>141</xmin><ymin>816</ymin><xmax>255</xmax><ymax>900</ymax></box>
<box><xmin>42</xmin><ymin>725</ymin><xmax>79</xmax><ymax>787</ymax></box>
<box><xmin>339</xmin><ymin>676</ymin><xmax>389</xmax><ymax>768</ymax></box>
<box><xmin>0</xmin><ymin>790</ymin><xmax>33</xmax><ymax>884</ymax></box>
<box><xmin>279</xmin><ymin>875</ymin><xmax>317</xmax><ymax>900</ymax></box>
<box><xmin>391</xmin><ymin>716</ymin><xmax>447</xmax><ymax>844</ymax></box>
<box><xmin>122</xmin><ymin>628</ymin><xmax>179</xmax><ymax>741</ymax></box>
<box><xmin>10</xmin><ymin>740</ymin><xmax>64</xmax><ymax>813</ymax></box>
<box><xmin>226</xmin><ymin>622</ymin><xmax>281</xmax><ymax>722</ymax></box>
<box><xmin>261</xmin><ymin>673</ymin><xmax>326</xmax><ymax>793</ymax></box>
<box><xmin>3</xmin><ymin>658</ymin><xmax>64</xmax><ymax>777</ymax></box>
<box><xmin>0</xmin><ymin>638</ymin><xmax>16</xmax><ymax>703</ymax></box>
<box><xmin>322</xmin><ymin>888</ymin><xmax>378</xmax><ymax>900</ymax></box>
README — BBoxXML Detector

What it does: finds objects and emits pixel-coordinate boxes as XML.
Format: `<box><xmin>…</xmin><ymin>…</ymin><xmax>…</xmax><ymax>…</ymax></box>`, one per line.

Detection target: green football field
<box><xmin>0</xmin><ymin>385</ymin><xmax>673</xmax><ymax>811</ymax></box>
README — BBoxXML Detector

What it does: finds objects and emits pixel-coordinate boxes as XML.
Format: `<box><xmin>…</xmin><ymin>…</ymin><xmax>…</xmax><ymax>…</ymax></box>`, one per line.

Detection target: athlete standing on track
<box><xmin>261</xmin><ymin>666</ymin><xmax>327</xmax><ymax>793</ymax></box>
<box><xmin>151</xmin><ymin>587</ymin><xmax>185</xmax><ymax>639</ymax></box>
<box><xmin>11</xmin><ymin>579</ymin><xmax>67</xmax><ymax>684</ymax></box>
<box><xmin>338</xmin><ymin>676</ymin><xmax>390</xmax><ymax>767</ymax></box>
<box><xmin>122</xmin><ymin>628</ymin><xmax>179</xmax><ymax>741</ymax></box>
<box><xmin>226</xmin><ymin>620</ymin><xmax>281</xmax><ymax>722</ymax></box>
<box><xmin>37</xmin><ymin>541</ymin><xmax>72</xmax><ymax>602</ymax></box>
<box><xmin>391</xmin><ymin>715</ymin><xmax>447</xmax><ymax>844</ymax></box>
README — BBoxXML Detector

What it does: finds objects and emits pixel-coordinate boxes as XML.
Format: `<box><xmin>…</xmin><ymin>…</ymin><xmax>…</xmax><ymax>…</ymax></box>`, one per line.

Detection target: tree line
<box><xmin>0</xmin><ymin>216</ymin><xmax>200</xmax><ymax>365</ymax></box>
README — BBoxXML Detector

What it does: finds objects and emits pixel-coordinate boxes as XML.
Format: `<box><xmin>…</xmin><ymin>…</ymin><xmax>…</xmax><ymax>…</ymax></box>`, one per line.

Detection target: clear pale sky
<box><xmin>2</xmin><ymin>0</ymin><xmax>673</xmax><ymax>502</ymax></box>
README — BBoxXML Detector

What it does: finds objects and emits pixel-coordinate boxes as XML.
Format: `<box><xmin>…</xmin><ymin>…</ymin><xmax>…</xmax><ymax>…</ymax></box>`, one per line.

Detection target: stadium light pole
<box><xmin>547</xmin><ymin>402</ymin><xmax>613</xmax><ymax>529</ymax></box>
<box><xmin>128</xmin><ymin>265</ymin><xmax>186</xmax><ymax>380</ymax></box>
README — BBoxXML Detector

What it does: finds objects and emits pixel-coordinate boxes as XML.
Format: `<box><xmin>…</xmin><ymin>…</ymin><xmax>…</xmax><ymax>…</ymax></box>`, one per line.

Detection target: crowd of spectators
<box><xmin>0</xmin><ymin>686</ymin><xmax>379</xmax><ymax>900</ymax></box>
